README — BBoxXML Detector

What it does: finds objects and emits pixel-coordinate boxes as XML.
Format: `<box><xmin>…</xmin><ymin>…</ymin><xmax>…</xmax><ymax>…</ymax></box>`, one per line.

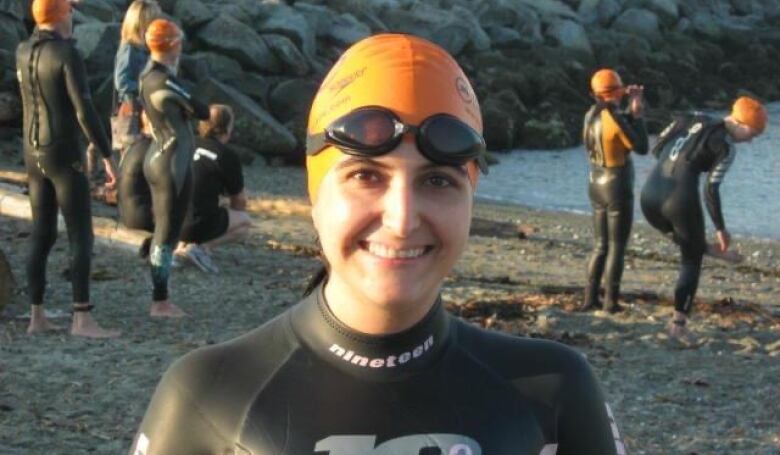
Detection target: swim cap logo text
<box><xmin>328</xmin><ymin>336</ymin><xmax>434</xmax><ymax>368</ymax></box>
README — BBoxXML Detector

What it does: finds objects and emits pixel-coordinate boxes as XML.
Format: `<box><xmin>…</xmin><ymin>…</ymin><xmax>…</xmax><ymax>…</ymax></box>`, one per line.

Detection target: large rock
<box><xmin>232</xmin><ymin>73</ymin><xmax>270</xmax><ymax>108</ymax></box>
<box><xmin>0</xmin><ymin>0</ymin><xmax>25</xmax><ymax>21</ymax></box>
<box><xmin>263</xmin><ymin>34</ymin><xmax>310</xmax><ymax>77</ymax></box>
<box><xmin>450</xmin><ymin>5</ymin><xmax>491</xmax><ymax>51</ymax></box>
<box><xmin>612</xmin><ymin>8</ymin><xmax>661</xmax><ymax>42</ymax></box>
<box><xmin>624</xmin><ymin>0</ymin><xmax>679</xmax><ymax>26</ymax></box>
<box><xmin>577</xmin><ymin>0</ymin><xmax>621</xmax><ymax>26</ymax></box>
<box><xmin>516</xmin><ymin>0</ymin><xmax>578</xmax><ymax>22</ymax></box>
<box><xmin>0</xmin><ymin>49</ymin><xmax>15</xmax><ymax>91</ymax></box>
<box><xmin>0</xmin><ymin>91</ymin><xmax>21</xmax><ymax>124</ymax></box>
<box><xmin>187</xmin><ymin>51</ymin><xmax>244</xmax><ymax>84</ymax></box>
<box><xmin>482</xmin><ymin>89</ymin><xmax>527</xmax><ymax>150</ymax></box>
<box><xmin>545</xmin><ymin>19</ymin><xmax>593</xmax><ymax>60</ymax></box>
<box><xmin>173</xmin><ymin>0</ymin><xmax>213</xmax><ymax>31</ymax></box>
<box><xmin>0</xmin><ymin>15</ymin><xmax>25</xmax><ymax>55</ymax></box>
<box><xmin>293</xmin><ymin>3</ymin><xmax>339</xmax><ymax>36</ymax></box>
<box><xmin>328</xmin><ymin>13</ymin><xmax>373</xmax><ymax>47</ymax></box>
<box><xmin>197</xmin><ymin>77</ymin><xmax>298</xmax><ymax>157</ymax></box>
<box><xmin>521</xmin><ymin>112</ymin><xmax>572</xmax><ymax>149</ymax></box>
<box><xmin>195</xmin><ymin>14</ymin><xmax>281</xmax><ymax>74</ymax></box>
<box><xmin>479</xmin><ymin>2</ymin><xmax>543</xmax><ymax>45</ymax></box>
<box><xmin>76</xmin><ymin>0</ymin><xmax>119</xmax><ymax>23</ymax></box>
<box><xmin>219</xmin><ymin>0</ymin><xmax>278</xmax><ymax>25</ymax></box>
<box><xmin>257</xmin><ymin>5</ymin><xmax>316</xmax><ymax>58</ymax></box>
<box><xmin>73</xmin><ymin>22</ymin><xmax>120</xmax><ymax>74</ymax></box>
<box><xmin>484</xmin><ymin>26</ymin><xmax>524</xmax><ymax>48</ymax></box>
<box><xmin>383</xmin><ymin>3</ymin><xmax>490</xmax><ymax>55</ymax></box>
<box><xmin>268</xmin><ymin>78</ymin><xmax>320</xmax><ymax>123</ymax></box>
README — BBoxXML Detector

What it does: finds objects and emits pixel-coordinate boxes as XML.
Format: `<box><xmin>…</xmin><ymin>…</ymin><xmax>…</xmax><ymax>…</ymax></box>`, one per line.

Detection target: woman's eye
<box><xmin>426</xmin><ymin>174</ymin><xmax>456</xmax><ymax>188</ymax></box>
<box><xmin>348</xmin><ymin>169</ymin><xmax>381</xmax><ymax>183</ymax></box>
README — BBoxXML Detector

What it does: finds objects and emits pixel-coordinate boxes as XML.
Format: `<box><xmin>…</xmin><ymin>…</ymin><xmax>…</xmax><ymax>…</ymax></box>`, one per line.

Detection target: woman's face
<box><xmin>728</xmin><ymin>120</ymin><xmax>760</xmax><ymax>143</ymax></box>
<box><xmin>312</xmin><ymin>141</ymin><xmax>474</xmax><ymax>310</ymax></box>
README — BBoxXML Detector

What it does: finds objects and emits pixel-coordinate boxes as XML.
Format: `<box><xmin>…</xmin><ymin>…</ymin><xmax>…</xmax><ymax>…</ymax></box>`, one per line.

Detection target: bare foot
<box><xmin>70</xmin><ymin>312</ymin><xmax>121</xmax><ymax>338</ymax></box>
<box><xmin>26</xmin><ymin>305</ymin><xmax>65</xmax><ymax>334</ymax></box>
<box><xmin>666</xmin><ymin>319</ymin><xmax>698</xmax><ymax>347</ymax></box>
<box><xmin>150</xmin><ymin>300</ymin><xmax>187</xmax><ymax>318</ymax></box>
<box><xmin>705</xmin><ymin>244</ymin><xmax>744</xmax><ymax>263</ymax></box>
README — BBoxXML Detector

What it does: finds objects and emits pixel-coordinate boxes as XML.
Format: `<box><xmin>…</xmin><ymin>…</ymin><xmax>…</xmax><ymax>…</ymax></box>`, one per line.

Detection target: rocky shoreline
<box><xmin>0</xmin><ymin>159</ymin><xmax>778</xmax><ymax>453</ymax></box>
<box><xmin>1</xmin><ymin>0</ymin><xmax>779</xmax><ymax>160</ymax></box>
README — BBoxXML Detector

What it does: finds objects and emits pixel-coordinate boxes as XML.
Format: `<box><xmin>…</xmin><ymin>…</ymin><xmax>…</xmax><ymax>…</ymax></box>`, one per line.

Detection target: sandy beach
<box><xmin>0</xmin><ymin>157</ymin><xmax>778</xmax><ymax>454</ymax></box>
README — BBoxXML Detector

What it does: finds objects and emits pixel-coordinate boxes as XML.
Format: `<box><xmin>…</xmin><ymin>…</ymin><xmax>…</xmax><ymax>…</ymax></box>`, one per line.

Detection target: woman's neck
<box><xmin>323</xmin><ymin>276</ymin><xmax>439</xmax><ymax>335</ymax></box>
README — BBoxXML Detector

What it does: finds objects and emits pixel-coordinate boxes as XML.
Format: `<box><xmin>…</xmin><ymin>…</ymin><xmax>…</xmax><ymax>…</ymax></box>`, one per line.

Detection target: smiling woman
<box><xmin>130</xmin><ymin>34</ymin><xmax>627</xmax><ymax>455</ymax></box>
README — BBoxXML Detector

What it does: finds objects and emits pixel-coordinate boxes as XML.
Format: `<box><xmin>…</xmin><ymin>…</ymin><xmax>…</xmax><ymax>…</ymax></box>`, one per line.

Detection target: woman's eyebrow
<box><xmin>419</xmin><ymin>163</ymin><xmax>468</xmax><ymax>176</ymax></box>
<box><xmin>334</xmin><ymin>156</ymin><xmax>390</xmax><ymax>171</ymax></box>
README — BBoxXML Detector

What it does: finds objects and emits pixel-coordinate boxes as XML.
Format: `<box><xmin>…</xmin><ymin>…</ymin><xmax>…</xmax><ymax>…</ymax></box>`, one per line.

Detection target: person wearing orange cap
<box><xmin>16</xmin><ymin>0</ymin><xmax>119</xmax><ymax>338</ymax></box>
<box><xmin>130</xmin><ymin>34</ymin><xmax>627</xmax><ymax>455</ymax></box>
<box><xmin>138</xmin><ymin>18</ymin><xmax>209</xmax><ymax>318</ymax></box>
<box><xmin>640</xmin><ymin>95</ymin><xmax>767</xmax><ymax>343</ymax></box>
<box><xmin>581</xmin><ymin>68</ymin><xmax>648</xmax><ymax>312</ymax></box>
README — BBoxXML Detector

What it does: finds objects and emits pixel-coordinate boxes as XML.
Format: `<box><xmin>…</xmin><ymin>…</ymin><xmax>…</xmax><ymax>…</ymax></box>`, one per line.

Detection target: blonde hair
<box><xmin>121</xmin><ymin>0</ymin><xmax>162</xmax><ymax>46</ymax></box>
<box><xmin>199</xmin><ymin>104</ymin><xmax>235</xmax><ymax>139</ymax></box>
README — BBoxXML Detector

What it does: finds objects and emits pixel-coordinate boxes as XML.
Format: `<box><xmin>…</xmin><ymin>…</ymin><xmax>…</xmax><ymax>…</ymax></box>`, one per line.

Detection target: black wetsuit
<box><xmin>582</xmin><ymin>103</ymin><xmax>647</xmax><ymax>310</ymax></box>
<box><xmin>139</xmin><ymin>61</ymin><xmax>208</xmax><ymax>301</ymax></box>
<box><xmin>130</xmin><ymin>287</ymin><xmax>627</xmax><ymax>455</ymax></box>
<box><xmin>16</xmin><ymin>29</ymin><xmax>112</xmax><ymax>306</ymax></box>
<box><xmin>640</xmin><ymin>114</ymin><xmax>735</xmax><ymax>314</ymax></box>
<box><xmin>118</xmin><ymin>136</ymin><xmax>153</xmax><ymax>232</ymax></box>
<box><xmin>180</xmin><ymin>137</ymin><xmax>244</xmax><ymax>244</ymax></box>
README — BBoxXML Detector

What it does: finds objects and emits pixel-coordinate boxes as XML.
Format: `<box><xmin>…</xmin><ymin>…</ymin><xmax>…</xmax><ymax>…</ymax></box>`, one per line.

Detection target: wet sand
<box><xmin>1</xmin><ymin>159</ymin><xmax>778</xmax><ymax>454</ymax></box>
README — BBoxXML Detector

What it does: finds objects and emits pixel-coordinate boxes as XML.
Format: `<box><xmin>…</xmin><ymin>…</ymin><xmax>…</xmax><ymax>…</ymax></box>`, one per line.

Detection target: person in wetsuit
<box><xmin>16</xmin><ymin>0</ymin><xmax>119</xmax><ymax>338</ymax></box>
<box><xmin>177</xmin><ymin>104</ymin><xmax>252</xmax><ymax>273</ymax></box>
<box><xmin>139</xmin><ymin>19</ymin><xmax>209</xmax><ymax>318</ymax></box>
<box><xmin>130</xmin><ymin>34</ymin><xmax>628</xmax><ymax>455</ymax></box>
<box><xmin>640</xmin><ymin>96</ymin><xmax>766</xmax><ymax>343</ymax></box>
<box><xmin>117</xmin><ymin>112</ymin><xmax>153</xmax><ymax>233</ymax></box>
<box><xmin>581</xmin><ymin>69</ymin><xmax>648</xmax><ymax>312</ymax></box>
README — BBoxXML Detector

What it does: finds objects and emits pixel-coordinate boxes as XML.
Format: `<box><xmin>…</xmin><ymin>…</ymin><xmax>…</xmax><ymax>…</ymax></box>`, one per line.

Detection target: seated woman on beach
<box><xmin>175</xmin><ymin>104</ymin><xmax>252</xmax><ymax>273</ymax></box>
<box><xmin>129</xmin><ymin>34</ymin><xmax>627</xmax><ymax>455</ymax></box>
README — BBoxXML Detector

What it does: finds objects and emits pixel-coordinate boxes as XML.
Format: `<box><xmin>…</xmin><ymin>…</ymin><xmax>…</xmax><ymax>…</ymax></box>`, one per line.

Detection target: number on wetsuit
<box><xmin>315</xmin><ymin>434</ymin><xmax>481</xmax><ymax>455</ymax></box>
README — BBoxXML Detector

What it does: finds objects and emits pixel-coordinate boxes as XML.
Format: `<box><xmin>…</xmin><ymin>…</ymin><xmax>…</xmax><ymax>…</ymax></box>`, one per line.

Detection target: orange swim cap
<box><xmin>731</xmin><ymin>96</ymin><xmax>767</xmax><ymax>134</ymax></box>
<box><xmin>590</xmin><ymin>69</ymin><xmax>624</xmax><ymax>101</ymax></box>
<box><xmin>145</xmin><ymin>18</ymin><xmax>182</xmax><ymax>55</ymax></box>
<box><xmin>32</xmin><ymin>0</ymin><xmax>71</xmax><ymax>25</ymax></box>
<box><xmin>306</xmin><ymin>33</ymin><xmax>483</xmax><ymax>202</ymax></box>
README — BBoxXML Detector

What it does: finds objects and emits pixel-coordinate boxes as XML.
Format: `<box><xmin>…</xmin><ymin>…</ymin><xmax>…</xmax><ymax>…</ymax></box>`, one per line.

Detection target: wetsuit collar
<box><xmin>31</xmin><ymin>28</ymin><xmax>65</xmax><ymax>42</ymax></box>
<box><xmin>290</xmin><ymin>284</ymin><xmax>451</xmax><ymax>381</ymax></box>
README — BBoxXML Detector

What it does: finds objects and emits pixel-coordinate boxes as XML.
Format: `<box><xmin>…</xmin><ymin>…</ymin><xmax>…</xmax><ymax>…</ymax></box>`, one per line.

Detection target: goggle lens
<box><xmin>330</xmin><ymin>109</ymin><xmax>397</xmax><ymax>150</ymax></box>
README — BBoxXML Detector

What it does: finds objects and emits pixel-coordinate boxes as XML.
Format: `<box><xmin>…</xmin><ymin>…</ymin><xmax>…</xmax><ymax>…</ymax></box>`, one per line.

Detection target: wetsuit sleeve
<box><xmin>611</xmin><ymin>108</ymin><xmax>648</xmax><ymax>155</ymax></box>
<box><xmin>64</xmin><ymin>44</ymin><xmax>112</xmax><ymax>158</ymax></box>
<box><xmin>704</xmin><ymin>138</ymin><xmax>735</xmax><ymax>231</ymax></box>
<box><xmin>129</xmin><ymin>356</ymin><xmax>231</xmax><ymax>455</ymax></box>
<box><xmin>220</xmin><ymin>149</ymin><xmax>244</xmax><ymax>196</ymax></box>
<box><xmin>556</xmin><ymin>351</ymin><xmax>627</xmax><ymax>454</ymax></box>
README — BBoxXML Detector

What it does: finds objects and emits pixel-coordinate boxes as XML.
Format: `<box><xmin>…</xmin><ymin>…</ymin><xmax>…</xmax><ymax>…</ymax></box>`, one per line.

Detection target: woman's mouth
<box><xmin>360</xmin><ymin>241</ymin><xmax>433</xmax><ymax>259</ymax></box>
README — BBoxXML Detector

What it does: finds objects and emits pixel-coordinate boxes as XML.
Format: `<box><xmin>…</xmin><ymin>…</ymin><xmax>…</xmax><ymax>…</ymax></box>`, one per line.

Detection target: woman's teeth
<box><xmin>367</xmin><ymin>242</ymin><xmax>427</xmax><ymax>259</ymax></box>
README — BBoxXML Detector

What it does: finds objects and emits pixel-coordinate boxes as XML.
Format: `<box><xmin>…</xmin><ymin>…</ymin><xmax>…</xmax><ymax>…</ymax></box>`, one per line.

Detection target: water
<box><xmin>477</xmin><ymin>103</ymin><xmax>780</xmax><ymax>239</ymax></box>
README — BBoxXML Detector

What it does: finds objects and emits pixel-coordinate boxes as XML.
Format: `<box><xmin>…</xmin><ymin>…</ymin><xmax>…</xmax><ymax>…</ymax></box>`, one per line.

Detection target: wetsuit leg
<box><xmin>26</xmin><ymin>164</ymin><xmax>58</xmax><ymax>305</ymax></box>
<box><xmin>584</xmin><ymin>198</ymin><xmax>607</xmax><ymax>309</ymax></box>
<box><xmin>603</xmin><ymin>186</ymin><xmax>633</xmax><ymax>310</ymax></box>
<box><xmin>146</xmin><ymin>151</ymin><xmax>192</xmax><ymax>301</ymax></box>
<box><xmin>52</xmin><ymin>165</ymin><xmax>94</xmax><ymax>303</ymax></box>
<box><xmin>668</xmin><ymin>200</ymin><xmax>706</xmax><ymax>315</ymax></box>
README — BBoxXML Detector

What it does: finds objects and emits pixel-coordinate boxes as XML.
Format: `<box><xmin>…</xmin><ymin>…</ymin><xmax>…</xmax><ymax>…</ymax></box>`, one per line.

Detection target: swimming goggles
<box><xmin>306</xmin><ymin>106</ymin><xmax>488</xmax><ymax>174</ymax></box>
